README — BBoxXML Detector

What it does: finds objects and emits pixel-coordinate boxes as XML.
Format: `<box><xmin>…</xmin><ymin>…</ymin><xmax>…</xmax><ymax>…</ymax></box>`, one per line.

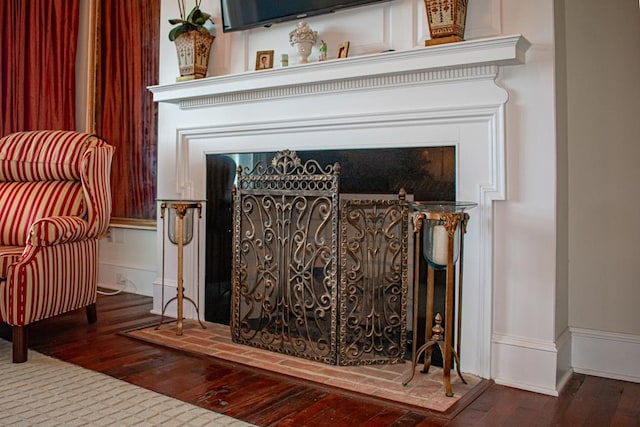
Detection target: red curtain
<box><xmin>96</xmin><ymin>0</ymin><xmax>159</xmax><ymax>220</ymax></box>
<box><xmin>0</xmin><ymin>0</ymin><xmax>80</xmax><ymax>135</ymax></box>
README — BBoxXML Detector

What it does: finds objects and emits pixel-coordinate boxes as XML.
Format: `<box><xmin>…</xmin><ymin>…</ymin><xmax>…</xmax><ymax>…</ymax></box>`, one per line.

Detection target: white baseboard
<box><xmin>571</xmin><ymin>327</ymin><xmax>640</xmax><ymax>383</ymax></box>
<box><xmin>492</xmin><ymin>332</ymin><xmax>560</xmax><ymax>396</ymax></box>
<box><xmin>491</xmin><ymin>327</ymin><xmax>640</xmax><ymax>394</ymax></box>
<box><xmin>555</xmin><ymin>327</ymin><xmax>573</xmax><ymax>393</ymax></box>
<box><xmin>98</xmin><ymin>262</ymin><xmax>155</xmax><ymax>296</ymax></box>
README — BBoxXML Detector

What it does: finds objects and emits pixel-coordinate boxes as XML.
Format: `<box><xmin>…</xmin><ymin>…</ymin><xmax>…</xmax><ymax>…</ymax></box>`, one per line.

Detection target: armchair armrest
<box><xmin>28</xmin><ymin>216</ymin><xmax>90</xmax><ymax>246</ymax></box>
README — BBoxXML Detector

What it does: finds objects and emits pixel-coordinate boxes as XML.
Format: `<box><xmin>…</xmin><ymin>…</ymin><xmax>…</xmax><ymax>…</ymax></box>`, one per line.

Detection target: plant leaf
<box><xmin>169</xmin><ymin>5</ymin><xmax>213</xmax><ymax>40</ymax></box>
<box><xmin>193</xmin><ymin>11</ymin><xmax>211</xmax><ymax>26</ymax></box>
<box><xmin>186</xmin><ymin>7</ymin><xmax>200</xmax><ymax>22</ymax></box>
<box><xmin>169</xmin><ymin>26</ymin><xmax>186</xmax><ymax>41</ymax></box>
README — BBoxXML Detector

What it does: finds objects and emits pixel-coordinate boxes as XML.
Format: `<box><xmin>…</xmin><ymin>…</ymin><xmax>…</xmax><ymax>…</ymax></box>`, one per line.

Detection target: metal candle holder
<box><xmin>403</xmin><ymin>200</ymin><xmax>476</xmax><ymax>396</ymax></box>
<box><xmin>157</xmin><ymin>200</ymin><xmax>206</xmax><ymax>335</ymax></box>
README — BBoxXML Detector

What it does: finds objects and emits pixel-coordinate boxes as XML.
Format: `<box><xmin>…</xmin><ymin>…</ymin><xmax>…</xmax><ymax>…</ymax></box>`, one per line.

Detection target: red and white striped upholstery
<box><xmin>0</xmin><ymin>131</ymin><xmax>114</xmax><ymax>357</ymax></box>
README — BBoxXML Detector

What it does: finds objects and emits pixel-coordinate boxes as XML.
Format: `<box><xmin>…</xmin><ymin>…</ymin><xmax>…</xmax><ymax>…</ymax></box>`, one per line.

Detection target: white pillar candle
<box><xmin>432</xmin><ymin>224</ymin><xmax>449</xmax><ymax>266</ymax></box>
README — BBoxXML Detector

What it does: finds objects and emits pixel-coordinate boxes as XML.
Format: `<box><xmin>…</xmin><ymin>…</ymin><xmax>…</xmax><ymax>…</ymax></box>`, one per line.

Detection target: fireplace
<box><xmin>149</xmin><ymin>35</ymin><xmax>529</xmax><ymax>378</ymax></box>
<box><xmin>204</xmin><ymin>147</ymin><xmax>455</xmax><ymax>365</ymax></box>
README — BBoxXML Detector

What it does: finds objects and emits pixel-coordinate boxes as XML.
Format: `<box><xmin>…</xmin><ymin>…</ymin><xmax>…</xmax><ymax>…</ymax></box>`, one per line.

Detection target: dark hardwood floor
<box><xmin>1</xmin><ymin>292</ymin><xmax>638</xmax><ymax>426</ymax></box>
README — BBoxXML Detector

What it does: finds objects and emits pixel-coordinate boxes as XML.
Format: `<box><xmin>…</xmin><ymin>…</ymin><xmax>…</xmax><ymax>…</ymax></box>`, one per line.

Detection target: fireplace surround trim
<box><xmin>169</xmin><ymin>107</ymin><xmax>505</xmax><ymax>379</ymax></box>
<box><xmin>151</xmin><ymin>35</ymin><xmax>530</xmax><ymax>380</ymax></box>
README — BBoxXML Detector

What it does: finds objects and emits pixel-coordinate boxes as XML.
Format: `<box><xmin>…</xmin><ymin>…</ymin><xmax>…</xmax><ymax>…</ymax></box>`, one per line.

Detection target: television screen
<box><xmin>220</xmin><ymin>0</ymin><xmax>394</xmax><ymax>32</ymax></box>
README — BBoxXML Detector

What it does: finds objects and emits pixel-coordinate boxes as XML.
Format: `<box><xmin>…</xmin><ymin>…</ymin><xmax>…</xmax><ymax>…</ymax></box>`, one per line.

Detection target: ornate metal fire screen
<box><xmin>339</xmin><ymin>195</ymin><xmax>408</xmax><ymax>365</ymax></box>
<box><xmin>231</xmin><ymin>151</ymin><xmax>408</xmax><ymax>366</ymax></box>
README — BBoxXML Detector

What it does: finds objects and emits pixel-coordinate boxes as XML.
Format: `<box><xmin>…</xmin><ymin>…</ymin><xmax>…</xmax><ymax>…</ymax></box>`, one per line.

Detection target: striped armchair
<box><xmin>0</xmin><ymin>131</ymin><xmax>114</xmax><ymax>362</ymax></box>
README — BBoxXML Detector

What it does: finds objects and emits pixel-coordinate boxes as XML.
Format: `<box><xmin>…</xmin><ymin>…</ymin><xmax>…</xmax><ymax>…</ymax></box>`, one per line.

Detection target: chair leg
<box><xmin>86</xmin><ymin>303</ymin><xmax>97</xmax><ymax>324</ymax></box>
<box><xmin>12</xmin><ymin>325</ymin><xmax>28</xmax><ymax>363</ymax></box>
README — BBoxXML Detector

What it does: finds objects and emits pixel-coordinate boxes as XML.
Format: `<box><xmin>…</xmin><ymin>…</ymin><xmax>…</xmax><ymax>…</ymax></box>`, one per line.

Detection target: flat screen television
<box><xmin>220</xmin><ymin>0</ymin><xmax>394</xmax><ymax>32</ymax></box>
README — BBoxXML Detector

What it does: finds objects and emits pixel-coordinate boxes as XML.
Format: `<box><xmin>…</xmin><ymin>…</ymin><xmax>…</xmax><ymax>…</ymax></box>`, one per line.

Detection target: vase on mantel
<box><xmin>289</xmin><ymin>21</ymin><xmax>317</xmax><ymax>64</ymax></box>
<box><xmin>295</xmin><ymin>41</ymin><xmax>314</xmax><ymax>64</ymax></box>
<box><xmin>424</xmin><ymin>0</ymin><xmax>468</xmax><ymax>46</ymax></box>
<box><xmin>175</xmin><ymin>30</ymin><xmax>215</xmax><ymax>81</ymax></box>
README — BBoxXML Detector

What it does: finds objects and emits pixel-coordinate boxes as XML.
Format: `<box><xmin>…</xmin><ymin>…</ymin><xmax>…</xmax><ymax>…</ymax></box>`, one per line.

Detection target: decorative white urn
<box><xmin>295</xmin><ymin>41</ymin><xmax>314</xmax><ymax>64</ymax></box>
<box><xmin>289</xmin><ymin>21</ymin><xmax>317</xmax><ymax>64</ymax></box>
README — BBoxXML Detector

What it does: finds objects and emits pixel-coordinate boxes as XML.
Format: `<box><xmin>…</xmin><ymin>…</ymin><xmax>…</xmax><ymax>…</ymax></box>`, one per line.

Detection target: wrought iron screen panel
<box><xmin>231</xmin><ymin>151</ymin><xmax>340</xmax><ymax>364</ymax></box>
<box><xmin>339</xmin><ymin>197</ymin><xmax>409</xmax><ymax>365</ymax></box>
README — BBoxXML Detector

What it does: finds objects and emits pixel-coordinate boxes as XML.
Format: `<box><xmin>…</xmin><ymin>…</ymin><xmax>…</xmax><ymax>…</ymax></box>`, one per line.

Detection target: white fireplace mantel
<box><xmin>150</xmin><ymin>34</ymin><xmax>531</xmax><ymax>381</ymax></box>
<box><xmin>149</xmin><ymin>35</ymin><xmax>529</xmax><ymax>108</ymax></box>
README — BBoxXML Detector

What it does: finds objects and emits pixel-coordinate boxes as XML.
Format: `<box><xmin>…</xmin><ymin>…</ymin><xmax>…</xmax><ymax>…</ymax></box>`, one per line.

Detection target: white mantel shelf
<box><xmin>149</xmin><ymin>35</ymin><xmax>530</xmax><ymax>109</ymax></box>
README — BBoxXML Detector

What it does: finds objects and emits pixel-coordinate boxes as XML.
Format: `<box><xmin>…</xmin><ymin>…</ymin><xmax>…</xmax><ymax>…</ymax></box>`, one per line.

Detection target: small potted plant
<box><xmin>169</xmin><ymin>0</ymin><xmax>215</xmax><ymax>81</ymax></box>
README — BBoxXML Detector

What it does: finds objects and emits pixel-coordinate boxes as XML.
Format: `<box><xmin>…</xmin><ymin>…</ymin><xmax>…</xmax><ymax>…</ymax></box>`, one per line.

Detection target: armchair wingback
<box><xmin>0</xmin><ymin>130</ymin><xmax>114</xmax><ymax>362</ymax></box>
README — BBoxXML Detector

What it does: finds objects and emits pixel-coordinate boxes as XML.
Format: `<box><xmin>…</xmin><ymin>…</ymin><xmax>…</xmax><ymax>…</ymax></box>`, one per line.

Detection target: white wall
<box><xmin>553</xmin><ymin>0</ymin><xmax>571</xmax><ymax>384</ymax></box>
<box><xmin>81</xmin><ymin>0</ymin><xmax>640</xmax><ymax>392</ymax></box>
<box><xmin>565</xmin><ymin>0</ymin><xmax>640</xmax><ymax>382</ymax></box>
<box><xmin>156</xmin><ymin>0</ymin><xmax>570</xmax><ymax>394</ymax></box>
<box><xmin>98</xmin><ymin>228</ymin><xmax>157</xmax><ymax>296</ymax></box>
<box><xmin>489</xmin><ymin>0</ymin><xmax>568</xmax><ymax>394</ymax></box>
<box><xmin>160</xmin><ymin>0</ymin><xmax>503</xmax><ymax>81</ymax></box>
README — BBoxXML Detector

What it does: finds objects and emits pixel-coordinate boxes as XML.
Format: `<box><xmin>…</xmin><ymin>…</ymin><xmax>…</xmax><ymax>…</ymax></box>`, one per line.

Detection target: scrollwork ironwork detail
<box><xmin>232</xmin><ymin>150</ymin><xmax>340</xmax><ymax>364</ymax></box>
<box><xmin>231</xmin><ymin>151</ymin><xmax>409</xmax><ymax>366</ymax></box>
<box><xmin>339</xmin><ymin>198</ymin><xmax>408</xmax><ymax>365</ymax></box>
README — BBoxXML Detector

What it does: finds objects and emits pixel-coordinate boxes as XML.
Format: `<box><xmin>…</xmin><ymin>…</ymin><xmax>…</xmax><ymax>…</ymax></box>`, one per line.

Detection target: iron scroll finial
<box><xmin>271</xmin><ymin>149</ymin><xmax>301</xmax><ymax>174</ymax></box>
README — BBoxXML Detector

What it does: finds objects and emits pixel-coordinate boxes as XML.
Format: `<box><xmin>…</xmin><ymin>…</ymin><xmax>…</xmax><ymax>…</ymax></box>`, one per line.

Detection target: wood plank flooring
<box><xmin>1</xmin><ymin>292</ymin><xmax>638</xmax><ymax>426</ymax></box>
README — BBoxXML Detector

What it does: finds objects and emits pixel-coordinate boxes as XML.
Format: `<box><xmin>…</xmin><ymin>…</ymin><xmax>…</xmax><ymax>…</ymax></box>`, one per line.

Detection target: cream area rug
<box><xmin>0</xmin><ymin>338</ymin><xmax>254</xmax><ymax>427</ymax></box>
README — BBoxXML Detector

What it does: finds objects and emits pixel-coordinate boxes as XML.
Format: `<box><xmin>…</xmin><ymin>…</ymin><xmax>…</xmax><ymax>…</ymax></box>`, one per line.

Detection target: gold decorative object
<box><xmin>255</xmin><ymin>50</ymin><xmax>274</xmax><ymax>70</ymax></box>
<box><xmin>423</xmin><ymin>0</ymin><xmax>468</xmax><ymax>46</ymax></box>
<box><xmin>403</xmin><ymin>201</ymin><xmax>476</xmax><ymax>397</ymax></box>
<box><xmin>336</xmin><ymin>41</ymin><xmax>350</xmax><ymax>59</ymax></box>
<box><xmin>174</xmin><ymin>31</ymin><xmax>214</xmax><ymax>81</ymax></box>
<box><xmin>157</xmin><ymin>200</ymin><xmax>206</xmax><ymax>335</ymax></box>
<box><xmin>169</xmin><ymin>1</ymin><xmax>215</xmax><ymax>81</ymax></box>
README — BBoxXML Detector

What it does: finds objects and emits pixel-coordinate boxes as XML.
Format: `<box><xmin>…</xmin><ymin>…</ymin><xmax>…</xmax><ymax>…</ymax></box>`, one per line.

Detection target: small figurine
<box><xmin>319</xmin><ymin>40</ymin><xmax>327</xmax><ymax>61</ymax></box>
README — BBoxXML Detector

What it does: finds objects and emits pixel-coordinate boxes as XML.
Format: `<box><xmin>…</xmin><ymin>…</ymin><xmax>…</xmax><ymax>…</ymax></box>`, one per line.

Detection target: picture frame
<box><xmin>255</xmin><ymin>50</ymin><xmax>274</xmax><ymax>70</ymax></box>
<box><xmin>337</xmin><ymin>41</ymin><xmax>350</xmax><ymax>59</ymax></box>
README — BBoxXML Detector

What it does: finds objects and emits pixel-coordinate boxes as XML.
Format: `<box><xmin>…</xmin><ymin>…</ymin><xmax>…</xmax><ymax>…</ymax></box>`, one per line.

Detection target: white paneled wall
<box><xmin>83</xmin><ymin>0</ymin><xmax>640</xmax><ymax>396</ymax></box>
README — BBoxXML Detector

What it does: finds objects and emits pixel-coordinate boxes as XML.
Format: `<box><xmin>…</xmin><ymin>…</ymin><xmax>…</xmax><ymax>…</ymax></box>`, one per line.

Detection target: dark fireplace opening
<box><xmin>205</xmin><ymin>147</ymin><xmax>455</xmax><ymax>364</ymax></box>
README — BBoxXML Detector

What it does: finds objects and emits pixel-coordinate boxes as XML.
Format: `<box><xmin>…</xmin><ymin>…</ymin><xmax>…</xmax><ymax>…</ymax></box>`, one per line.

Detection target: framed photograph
<box><xmin>337</xmin><ymin>41</ymin><xmax>350</xmax><ymax>59</ymax></box>
<box><xmin>255</xmin><ymin>50</ymin><xmax>274</xmax><ymax>70</ymax></box>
